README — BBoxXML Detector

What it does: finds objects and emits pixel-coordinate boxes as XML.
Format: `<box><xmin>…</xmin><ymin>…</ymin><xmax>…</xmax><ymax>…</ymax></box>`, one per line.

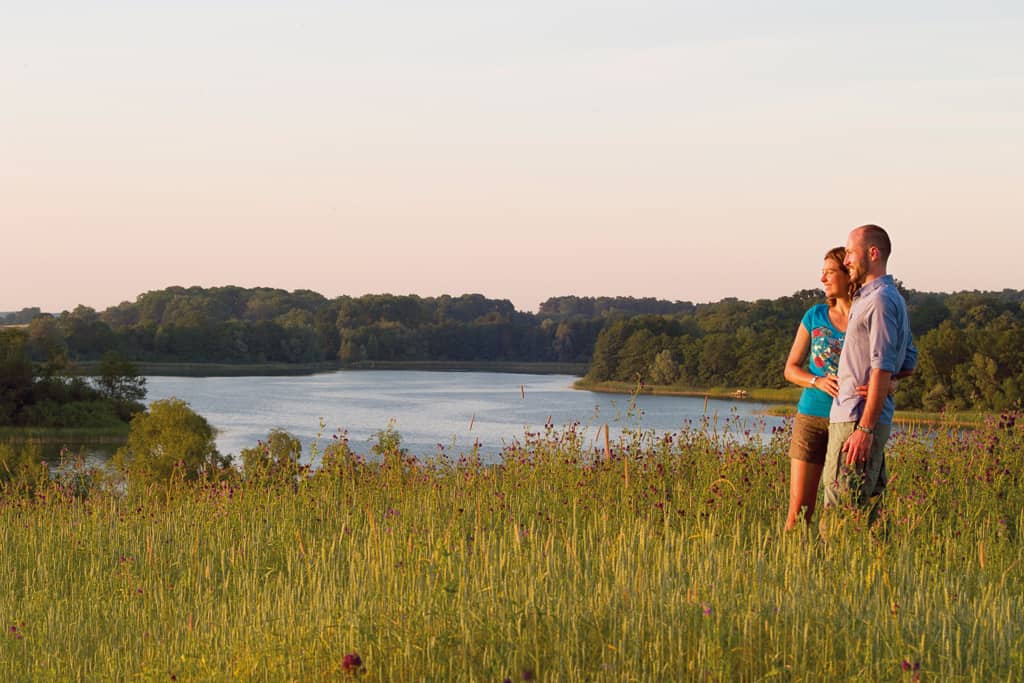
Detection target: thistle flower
<box><xmin>342</xmin><ymin>652</ymin><xmax>363</xmax><ymax>673</ymax></box>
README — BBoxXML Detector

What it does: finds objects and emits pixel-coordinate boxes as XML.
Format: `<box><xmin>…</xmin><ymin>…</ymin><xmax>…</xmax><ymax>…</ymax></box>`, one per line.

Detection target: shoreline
<box><xmin>572</xmin><ymin>379</ymin><xmax>798</xmax><ymax>404</ymax></box>
<box><xmin>0</xmin><ymin>426</ymin><xmax>130</xmax><ymax>446</ymax></box>
<box><xmin>572</xmin><ymin>379</ymin><xmax>987</xmax><ymax>427</ymax></box>
<box><xmin>72</xmin><ymin>360</ymin><xmax>588</xmax><ymax>378</ymax></box>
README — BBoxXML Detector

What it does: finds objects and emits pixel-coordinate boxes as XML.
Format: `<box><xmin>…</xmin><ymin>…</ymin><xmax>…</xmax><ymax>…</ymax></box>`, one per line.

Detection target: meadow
<box><xmin>0</xmin><ymin>410</ymin><xmax>1021</xmax><ymax>681</ymax></box>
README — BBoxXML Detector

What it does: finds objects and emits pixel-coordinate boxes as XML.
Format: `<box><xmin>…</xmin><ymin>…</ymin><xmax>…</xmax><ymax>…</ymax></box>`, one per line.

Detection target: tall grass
<box><xmin>0</xmin><ymin>411</ymin><xmax>1021</xmax><ymax>680</ymax></box>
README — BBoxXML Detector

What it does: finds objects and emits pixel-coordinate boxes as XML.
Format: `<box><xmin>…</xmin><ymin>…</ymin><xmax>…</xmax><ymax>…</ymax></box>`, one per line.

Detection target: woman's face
<box><xmin>821</xmin><ymin>257</ymin><xmax>850</xmax><ymax>300</ymax></box>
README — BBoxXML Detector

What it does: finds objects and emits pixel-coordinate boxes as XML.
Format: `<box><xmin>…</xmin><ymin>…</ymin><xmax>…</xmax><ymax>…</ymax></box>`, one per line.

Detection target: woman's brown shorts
<box><xmin>788</xmin><ymin>413</ymin><xmax>830</xmax><ymax>465</ymax></box>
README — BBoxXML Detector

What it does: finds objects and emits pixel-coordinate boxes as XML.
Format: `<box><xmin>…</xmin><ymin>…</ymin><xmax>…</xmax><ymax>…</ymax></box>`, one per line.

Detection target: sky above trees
<box><xmin>3</xmin><ymin>1</ymin><xmax>1022</xmax><ymax>313</ymax></box>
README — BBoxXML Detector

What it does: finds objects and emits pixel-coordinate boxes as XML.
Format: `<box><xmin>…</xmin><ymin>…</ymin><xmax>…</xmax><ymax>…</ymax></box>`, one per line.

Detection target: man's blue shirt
<box><xmin>830</xmin><ymin>275</ymin><xmax>917</xmax><ymax>425</ymax></box>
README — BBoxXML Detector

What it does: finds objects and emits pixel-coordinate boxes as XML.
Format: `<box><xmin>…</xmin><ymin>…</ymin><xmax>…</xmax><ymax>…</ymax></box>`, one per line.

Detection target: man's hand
<box><xmin>855</xmin><ymin>378</ymin><xmax>898</xmax><ymax>398</ymax></box>
<box><xmin>842</xmin><ymin>428</ymin><xmax>873</xmax><ymax>466</ymax></box>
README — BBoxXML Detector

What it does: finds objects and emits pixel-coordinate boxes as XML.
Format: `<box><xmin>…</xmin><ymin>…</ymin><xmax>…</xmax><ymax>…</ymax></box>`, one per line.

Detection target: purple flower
<box><xmin>342</xmin><ymin>652</ymin><xmax>362</xmax><ymax>673</ymax></box>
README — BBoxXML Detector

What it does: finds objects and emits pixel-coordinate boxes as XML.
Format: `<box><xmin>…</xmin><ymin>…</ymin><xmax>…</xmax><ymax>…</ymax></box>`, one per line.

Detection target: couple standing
<box><xmin>784</xmin><ymin>224</ymin><xmax>917</xmax><ymax>531</ymax></box>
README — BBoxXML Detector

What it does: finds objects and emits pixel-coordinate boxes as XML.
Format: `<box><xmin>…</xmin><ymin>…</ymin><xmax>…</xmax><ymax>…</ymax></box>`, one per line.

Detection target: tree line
<box><xmin>3</xmin><ymin>285</ymin><xmax>1023</xmax><ymax>413</ymax></box>
<box><xmin>8</xmin><ymin>289</ymin><xmax>649</xmax><ymax>366</ymax></box>
<box><xmin>584</xmin><ymin>287</ymin><xmax>1024</xmax><ymax>412</ymax></box>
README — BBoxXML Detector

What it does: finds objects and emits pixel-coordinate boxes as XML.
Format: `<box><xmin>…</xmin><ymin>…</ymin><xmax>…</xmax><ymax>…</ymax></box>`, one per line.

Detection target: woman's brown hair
<box><xmin>824</xmin><ymin>246</ymin><xmax>851</xmax><ymax>306</ymax></box>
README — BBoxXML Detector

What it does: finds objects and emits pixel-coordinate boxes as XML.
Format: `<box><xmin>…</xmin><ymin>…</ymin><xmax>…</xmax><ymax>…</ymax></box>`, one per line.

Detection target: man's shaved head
<box><xmin>852</xmin><ymin>224</ymin><xmax>891</xmax><ymax>262</ymax></box>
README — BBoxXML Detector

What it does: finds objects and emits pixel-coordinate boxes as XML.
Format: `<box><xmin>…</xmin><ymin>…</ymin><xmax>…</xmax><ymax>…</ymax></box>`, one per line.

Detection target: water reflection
<box><xmin>142</xmin><ymin>370</ymin><xmax>786</xmax><ymax>465</ymax></box>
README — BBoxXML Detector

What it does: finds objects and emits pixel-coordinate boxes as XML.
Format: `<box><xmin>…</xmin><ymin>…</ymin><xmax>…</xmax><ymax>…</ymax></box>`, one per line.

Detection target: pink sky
<box><xmin>3</xmin><ymin>3</ymin><xmax>1022</xmax><ymax>313</ymax></box>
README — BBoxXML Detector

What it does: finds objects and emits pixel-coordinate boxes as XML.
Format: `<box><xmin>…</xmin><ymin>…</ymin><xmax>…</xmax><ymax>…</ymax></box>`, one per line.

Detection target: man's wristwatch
<box><xmin>855</xmin><ymin>424</ymin><xmax>874</xmax><ymax>435</ymax></box>
<box><xmin>810</xmin><ymin>376</ymin><xmax>818</xmax><ymax>388</ymax></box>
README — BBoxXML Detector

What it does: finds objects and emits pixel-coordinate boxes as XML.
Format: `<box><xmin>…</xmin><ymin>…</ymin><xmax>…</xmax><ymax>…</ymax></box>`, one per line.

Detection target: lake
<box><xmin>144</xmin><ymin>370</ymin><xmax>786</xmax><ymax>465</ymax></box>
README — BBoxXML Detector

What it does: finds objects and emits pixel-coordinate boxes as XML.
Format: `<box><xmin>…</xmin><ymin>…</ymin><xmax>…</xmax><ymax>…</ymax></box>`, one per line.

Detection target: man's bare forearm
<box><xmin>859</xmin><ymin>368</ymin><xmax>892</xmax><ymax>428</ymax></box>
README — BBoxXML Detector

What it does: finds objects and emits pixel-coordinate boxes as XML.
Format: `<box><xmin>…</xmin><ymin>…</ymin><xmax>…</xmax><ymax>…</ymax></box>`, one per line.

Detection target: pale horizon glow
<box><xmin>3</xmin><ymin>2</ymin><xmax>1022</xmax><ymax>314</ymax></box>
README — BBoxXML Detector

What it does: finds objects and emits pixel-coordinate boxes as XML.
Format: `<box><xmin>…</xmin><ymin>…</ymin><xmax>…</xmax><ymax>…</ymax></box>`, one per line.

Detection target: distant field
<box><xmin>574</xmin><ymin>379</ymin><xmax>800</xmax><ymax>403</ymax></box>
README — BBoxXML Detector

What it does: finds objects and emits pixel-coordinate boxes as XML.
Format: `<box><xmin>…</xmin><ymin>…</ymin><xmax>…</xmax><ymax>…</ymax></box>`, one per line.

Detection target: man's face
<box><xmin>844</xmin><ymin>230</ymin><xmax>870</xmax><ymax>286</ymax></box>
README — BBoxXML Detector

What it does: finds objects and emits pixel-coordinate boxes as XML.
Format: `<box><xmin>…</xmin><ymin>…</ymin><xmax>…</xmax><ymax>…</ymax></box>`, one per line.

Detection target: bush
<box><xmin>114</xmin><ymin>398</ymin><xmax>230</xmax><ymax>486</ymax></box>
<box><xmin>0</xmin><ymin>440</ymin><xmax>48</xmax><ymax>495</ymax></box>
<box><xmin>240</xmin><ymin>428</ymin><xmax>303</xmax><ymax>483</ymax></box>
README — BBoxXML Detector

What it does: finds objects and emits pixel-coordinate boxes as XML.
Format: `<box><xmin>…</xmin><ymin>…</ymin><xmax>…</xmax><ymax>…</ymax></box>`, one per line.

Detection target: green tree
<box><xmin>96</xmin><ymin>351</ymin><xmax>147</xmax><ymax>403</ymax></box>
<box><xmin>114</xmin><ymin>398</ymin><xmax>228</xmax><ymax>485</ymax></box>
<box><xmin>586</xmin><ymin>320</ymin><xmax>630</xmax><ymax>381</ymax></box>
<box><xmin>0</xmin><ymin>329</ymin><xmax>33</xmax><ymax>425</ymax></box>
<box><xmin>553</xmin><ymin>321</ymin><xmax>575</xmax><ymax>362</ymax></box>
<box><xmin>95</xmin><ymin>351</ymin><xmax>147</xmax><ymax>421</ymax></box>
<box><xmin>27</xmin><ymin>315</ymin><xmax>69</xmax><ymax>378</ymax></box>
<box><xmin>648</xmin><ymin>349</ymin><xmax>679</xmax><ymax>386</ymax></box>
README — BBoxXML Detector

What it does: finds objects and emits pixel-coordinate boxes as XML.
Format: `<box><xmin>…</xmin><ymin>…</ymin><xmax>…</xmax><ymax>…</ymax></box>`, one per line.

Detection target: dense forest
<box><xmin>584</xmin><ymin>288</ymin><xmax>1024</xmax><ymax>412</ymax></box>
<box><xmin>2</xmin><ymin>285</ymin><xmax>1023</xmax><ymax>413</ymax></box>
<box><xmin>1</xmin><ymin>291</ymin><xmax>675</xmax><ymax>366</ymax></box>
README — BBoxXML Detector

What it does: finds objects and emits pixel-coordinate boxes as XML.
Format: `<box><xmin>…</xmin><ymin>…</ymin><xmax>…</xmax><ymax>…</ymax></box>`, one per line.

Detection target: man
<box><xmin>821</xmin><ymin>224</ymin><xmax>917</xmax><ymax>518</ymax></box>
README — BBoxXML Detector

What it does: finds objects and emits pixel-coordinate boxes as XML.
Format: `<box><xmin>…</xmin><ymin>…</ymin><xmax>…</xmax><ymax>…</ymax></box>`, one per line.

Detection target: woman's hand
<box><xmin>815</xmin><ymin>374</ymin><xmax>840</xmax><ymax>398</ymax></box>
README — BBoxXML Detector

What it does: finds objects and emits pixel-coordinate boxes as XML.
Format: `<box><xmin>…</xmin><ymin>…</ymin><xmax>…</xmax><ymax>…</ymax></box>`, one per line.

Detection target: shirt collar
<box><xmin>853</xmin><ymin>274</ymin><xmax>893</xmax><ymax>299</ymax></box>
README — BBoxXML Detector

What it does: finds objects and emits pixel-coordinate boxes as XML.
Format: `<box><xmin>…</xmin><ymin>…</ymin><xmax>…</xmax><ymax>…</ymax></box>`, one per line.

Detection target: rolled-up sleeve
<box><xmin>901</xmin><ymin>337</ymin><xmax>918</xmax><ymax>373</ymax></box>
<box><xmin>868</xmin><ymin>297</ymin><xmax>905</xmax><ymax>373</ymax></box>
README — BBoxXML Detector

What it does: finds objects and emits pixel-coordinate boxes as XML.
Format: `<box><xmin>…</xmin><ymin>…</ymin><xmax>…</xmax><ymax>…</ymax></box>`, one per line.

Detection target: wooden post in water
<box><xmin>704</xmin><ymin>394</ymin><xmax>709</xmax><ymax>414</ymax></box>
<box><xmin>603</xmin><ymin>423</ymin><xmax>611</xmax><ymax>461</ymax></box>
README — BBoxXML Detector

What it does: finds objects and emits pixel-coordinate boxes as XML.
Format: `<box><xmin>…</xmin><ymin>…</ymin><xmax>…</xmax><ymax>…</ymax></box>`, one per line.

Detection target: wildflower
<box><xmin>342</xmin><ymin>652</ymin><xmax>363</xmax><ymax>673</ymax></box>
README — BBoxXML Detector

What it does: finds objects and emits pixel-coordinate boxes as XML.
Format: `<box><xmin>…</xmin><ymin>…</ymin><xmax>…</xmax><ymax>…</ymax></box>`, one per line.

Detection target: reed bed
<box><xmin>1</xmin><ymin>411</ymin><xmax>1021</xmax><ymax>681</ymax></box>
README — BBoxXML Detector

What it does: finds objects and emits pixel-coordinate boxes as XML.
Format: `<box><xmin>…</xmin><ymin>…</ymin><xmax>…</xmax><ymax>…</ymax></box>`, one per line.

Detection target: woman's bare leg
<box><xmin>786</xmin><ymin>460</ymin><xmax>824</xmax><ymax>530</ymax></box>
<box><xmin>801</xmin><ymin>462</ymin><xmax>824</xmax><ymax>523</ymax></box>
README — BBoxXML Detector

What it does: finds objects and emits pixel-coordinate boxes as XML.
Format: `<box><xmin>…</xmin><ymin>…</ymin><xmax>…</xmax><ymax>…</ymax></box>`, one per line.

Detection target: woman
<box><xmin>783</xmin><ymin>247</ymin><xmax>851</xmax><ymax>530</ymax></box>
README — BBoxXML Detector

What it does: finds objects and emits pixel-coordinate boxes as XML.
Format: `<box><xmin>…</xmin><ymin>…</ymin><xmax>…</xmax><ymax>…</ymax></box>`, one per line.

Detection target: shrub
<box><xmin>0</xmin><ymin>440</ymin><xmax>48</xmax><ymax>494</ymax></box>
<box><xmin>113</xmin><ymin>398</ymin><xmax>229</xmax><ymax>486</ymax></box>
<box><xmin>240</xmin><ymin>428</ymin><xmax>303</xmax><ymax>483</ymax></box>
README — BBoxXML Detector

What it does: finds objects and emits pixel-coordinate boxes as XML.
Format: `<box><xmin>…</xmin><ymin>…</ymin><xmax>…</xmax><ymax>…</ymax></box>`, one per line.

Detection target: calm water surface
<box><xmin>145</xmin><ymin>370</ymin><xmax>785</xmax><ymax>464</ymax></box>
